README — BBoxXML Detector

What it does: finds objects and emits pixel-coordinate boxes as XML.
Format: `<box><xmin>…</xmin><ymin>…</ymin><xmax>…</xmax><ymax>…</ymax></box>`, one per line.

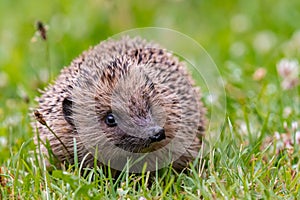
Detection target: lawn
<box><xmin>0</xmin><ymin>0</ymin><xmax>300</xmax><ymax>199</ymax></box>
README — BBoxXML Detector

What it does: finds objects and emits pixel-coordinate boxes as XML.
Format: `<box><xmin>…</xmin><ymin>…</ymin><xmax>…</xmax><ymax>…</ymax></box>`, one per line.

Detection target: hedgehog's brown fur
<box><xmin>33</xmin><ymin>36</ymin><xmax>206</xmax><ymax>173</ymax></box>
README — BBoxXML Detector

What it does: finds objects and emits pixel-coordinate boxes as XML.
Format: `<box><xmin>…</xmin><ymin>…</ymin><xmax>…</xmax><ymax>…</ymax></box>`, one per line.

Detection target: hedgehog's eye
<box><xmin>105</xmin><ymin>113</ymin><xmax>117</xmax><ymax>127</ymax></box>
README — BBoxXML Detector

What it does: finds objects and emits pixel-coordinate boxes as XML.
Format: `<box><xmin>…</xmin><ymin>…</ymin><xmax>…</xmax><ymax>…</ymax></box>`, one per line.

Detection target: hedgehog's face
<box><xmin>63</xmin><ymin>66</ymin><xmax>174</xmax><ymax>153</ymax></box>
<box><xmin>97</xmin><ymin>91</ymin><xmax>167</xmax><ymax>153</ymax></box>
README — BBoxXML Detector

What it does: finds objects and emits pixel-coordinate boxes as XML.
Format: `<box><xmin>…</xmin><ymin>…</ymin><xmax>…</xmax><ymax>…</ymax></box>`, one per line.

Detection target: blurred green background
<box><xmin>1</xmin><ymin>0</ymin><xmax>300</xmax><ymax>162</ymax></box>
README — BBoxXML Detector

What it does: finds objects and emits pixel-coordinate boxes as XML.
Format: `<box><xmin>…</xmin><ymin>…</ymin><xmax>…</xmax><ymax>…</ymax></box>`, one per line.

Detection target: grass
<box><xmin>1</xmin><ymin>0</ymin><xmax>300</xmax><ymax>199</ymax></box>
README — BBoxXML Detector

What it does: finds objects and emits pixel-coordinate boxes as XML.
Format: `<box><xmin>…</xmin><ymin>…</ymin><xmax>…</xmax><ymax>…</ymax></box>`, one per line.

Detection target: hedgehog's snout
<box><xmin>147</xmin><ymin>126</ymin><xmax>166</xmax><ymax>143</ymax></box>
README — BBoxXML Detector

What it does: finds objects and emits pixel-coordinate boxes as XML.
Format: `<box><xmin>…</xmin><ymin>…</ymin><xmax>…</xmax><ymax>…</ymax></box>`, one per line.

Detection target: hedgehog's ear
<box><xmin>62</xmin><ymin>97</ymin><xmax>74</xmax><ymax>126</ymax></box>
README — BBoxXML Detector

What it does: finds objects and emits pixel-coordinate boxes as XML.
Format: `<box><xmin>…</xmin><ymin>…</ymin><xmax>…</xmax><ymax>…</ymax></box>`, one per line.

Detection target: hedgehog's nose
<box><xmin>149</xmin><ymin>127</ymin><xmax>165</xmax><ymax>143</ymax></box>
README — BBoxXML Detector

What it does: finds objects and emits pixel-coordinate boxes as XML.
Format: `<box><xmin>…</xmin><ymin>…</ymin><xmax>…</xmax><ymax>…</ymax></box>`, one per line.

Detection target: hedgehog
<box><xmin>33</xmin><ymin>36</ymin><xmax>206</xmax><ymax>173</ymax></box>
